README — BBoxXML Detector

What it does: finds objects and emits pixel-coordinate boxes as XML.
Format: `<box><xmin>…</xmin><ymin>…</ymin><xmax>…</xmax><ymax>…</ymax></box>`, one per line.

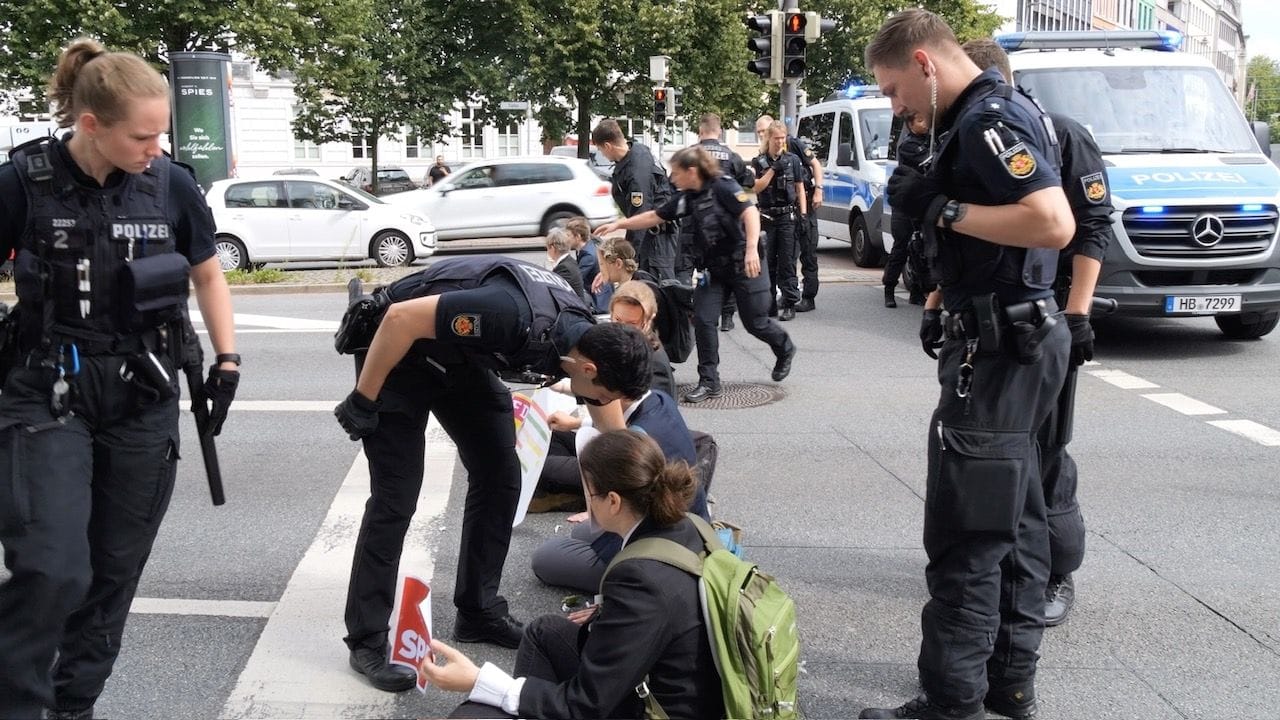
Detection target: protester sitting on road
<box><xmin>421</xmin><ymin>430</ymin><xmax>725</xmax><ymax>720</ymax></box>
<box><xmin>545</xmin><ymin>226</ymin><xmax>588</xmax><ymax>306</ymax></box>
<box><xmin>592</xmin><ymin>237</ymin><xmax>655</xmax><ymax>295</ymax></box>
<box><xmin>564</xmin><ymin>216</ymin><xmax>610</xmax><ymax>311</ymax></box>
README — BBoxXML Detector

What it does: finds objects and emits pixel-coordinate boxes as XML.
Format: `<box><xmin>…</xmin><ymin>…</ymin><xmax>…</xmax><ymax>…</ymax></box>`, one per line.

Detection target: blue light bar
<box><xmin>995</xmin><ymin>30</ymin><xmax>1182</xmax><ymax>53</ymax></box>
<box><xmin>841</xmin><ymin>84</ymin><xmax>881</xmax><ymax>99</ymax></box>
<box><xmin>1241</xmin><ymin>203</ymin><xmax>1264</xmax><ymax>212</ymax></box>
<box><xmin>1141</xmin><ymin>205</ymin><xmax>1165</xmax><ymax>214</ymax></box>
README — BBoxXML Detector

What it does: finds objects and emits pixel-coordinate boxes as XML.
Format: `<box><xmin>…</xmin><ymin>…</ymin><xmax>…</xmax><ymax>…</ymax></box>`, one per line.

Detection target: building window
<box><xmin>496</xmin><ymin>124</ymin><xmax>520</xmax><ymax>156</ymax></box>
<box><xmin>405</xmin><ymin>134</ymin><xmax>422</xmax><ymax>159</ymax></box>
<box><xmin>352</xmin><ymin>135</ymin><xmax>373</xmax><ymax>159</ymax></box>
<box><xmin>460</xmin><ymin>107</ymin><xmax>484</xmax><ymax>159</ymax></box>
<box><xmin>294</xmin><ymin>139</ymin><xmax>320</xmax><ymax>160</ymax></box>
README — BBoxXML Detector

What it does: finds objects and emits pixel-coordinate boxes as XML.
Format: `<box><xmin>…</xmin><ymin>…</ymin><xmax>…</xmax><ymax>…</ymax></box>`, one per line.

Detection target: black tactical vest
<box><xmin>682</xmin><ymin>177</ymin><xmax>743</xmax><ymax>266</ymax></box>
<box><xmin>10</xmin><ymin>137</ymin><xmax>183</xmax><ymax>348</ymax></box>
<box><xmin>753</xmin><ymin>153</ymin><xmax>797</xmax><ymax>207</ymax></box>
<box><xmin>380</xmin><ymin>256</ymin><xmax>593</xmax><ymax>374</ymax></box>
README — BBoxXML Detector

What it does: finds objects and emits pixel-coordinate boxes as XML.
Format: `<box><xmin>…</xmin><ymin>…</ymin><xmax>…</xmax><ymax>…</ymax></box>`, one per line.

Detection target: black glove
<box><xmin>201</xmin><ymin>367</ymin><xmax>239</xmax><ymax>436</ymax></box>
<box><xmin>771</xmin><ymin>157</ymin><xmax>788</xmax><ymax>175</ymax></box>
<box><xmin>920</xmin><ymin>308</ymin><xmax>944</xmax><ymax>359</ymax></box>
<box><xmin>1066</xmin><ymin>313</ymin><xmax>1094</xmax><ymax>366</ymax></box>
<box><xmin>887</xmin><ymin>165</ymin><xmax>945</xmax><ymax>221</ymax></box>
<box><xmin>335</xmin><ymin>389</ymin><xmax>381</xmax><ymax>441</ymax></box>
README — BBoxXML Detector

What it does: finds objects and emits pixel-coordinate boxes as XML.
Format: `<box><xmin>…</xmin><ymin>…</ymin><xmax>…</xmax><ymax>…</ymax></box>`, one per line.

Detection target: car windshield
<box><xmin>345</xmin><ymin>185</ymin><xmax>384</xmax><ymax>204</ymax></box>
<box><xmin>1016</xmin><ymin>65</ymin><xmax>1257</xmax><ymax>155</ymax></box>
<box><xmin>860</xmin><ymin>108</ymin><xmax>894</xmax><ymax>161</ymax></box>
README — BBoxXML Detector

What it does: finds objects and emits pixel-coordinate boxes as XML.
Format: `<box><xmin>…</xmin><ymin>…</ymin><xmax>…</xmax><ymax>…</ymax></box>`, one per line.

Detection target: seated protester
<box><xmin>545</xmin><ymin>226</ymin><xmax>588</xmax><ymax>305</ymax></box>
<box><xmin>422</xmin><ymin>430</ymin><xmax>725</xmax><ymax>720</ymax></box>
<box><xmin>533</xmin><ymin>280</ymin><xmax>679</xmax><ymax>513</ymax></box>
<box><xmin>593</xmin><ymin>236</ymin><xmax>655</xmax><ymax>295</ymax></box>
<box><xmin>565</xmin><ymin>216</ymin><xmax>611</xmax><ymax>312</ymax></box>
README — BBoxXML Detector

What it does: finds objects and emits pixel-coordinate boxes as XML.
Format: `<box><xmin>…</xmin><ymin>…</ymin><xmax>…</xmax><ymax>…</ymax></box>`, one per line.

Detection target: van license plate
<box><xmin>1164</xmin><ymin>295</ymin><xmax>1240</xmax><ymax>314</ymax></box>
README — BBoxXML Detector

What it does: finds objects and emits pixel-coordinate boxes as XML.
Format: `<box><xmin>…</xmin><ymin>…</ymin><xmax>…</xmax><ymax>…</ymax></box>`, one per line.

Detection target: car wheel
<box><xmin>372</xmin><ymin>231</ymin><xmax>414</xmax><ymax>267</ymax></box>
<box><xmin>850</xmin><ymin>214</ymin><xmax>883</xmax><ymax>267</ymax></box>
<box><xmin>215</xmin><ymin>235</ymin><xmax>249</xmax><ymax>271</ymax></box>
<box><xmin>540</xmin><ymin>210</ymin><xmax>577</xmax><ymax>237</ymax></box>
<box><xmin>1214</xmin><ymin>310</ymin><xmax>1280</xmax><ymax>339</ymax></box>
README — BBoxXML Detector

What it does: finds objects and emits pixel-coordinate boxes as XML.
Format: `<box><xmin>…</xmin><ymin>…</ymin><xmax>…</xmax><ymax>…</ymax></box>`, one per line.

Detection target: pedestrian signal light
<box><xmin>653</xmin><ymin>87</ymin><xmax>667</xmax><ymax>125</ymax></box>
<box><xmin>783</xmin><ymin>10</ymin><xmax>807</xmax><ymax>79</ymax></box>
<box><xmin>744</xmin><ymin>10</ymin><xmax>783</xmax><ymax>85</ymax></box>
<box><xmin>669</xmin><ymin>88</ymin><xmax>683</xmax><ymax>117</ymax></box>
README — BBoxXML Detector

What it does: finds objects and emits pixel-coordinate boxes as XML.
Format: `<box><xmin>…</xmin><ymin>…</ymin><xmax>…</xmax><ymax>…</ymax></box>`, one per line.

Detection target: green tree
<box><xmin>1245</xmin><ymin>55</ymin><xmax>1280</xmax><ymax>143</ymax></box>
<box><xmin>666</xmin><ymin>0</ymin><xmax>766</xmax><ymax>139</ymax></box>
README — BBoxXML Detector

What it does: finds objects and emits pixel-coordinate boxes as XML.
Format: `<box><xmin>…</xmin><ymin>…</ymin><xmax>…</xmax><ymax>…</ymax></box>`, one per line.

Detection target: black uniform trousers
<box><xmin>918</xmin><ymin>319</ymin><xmax>1069</xmax><ymax>711</ymax></box>
<box><xmin>797</xmin><ymin>193</ymin><xmax>820</xmax><ymax>300</ymax></box>
<box><xmin>691</xmin><ymin>259</ymin><xmax>791</xmax><ymax>389</ymax></box>
<box><xmin>344</xmin><ymin>360</ymin><xmax>521</xmax><ymax>652</ymax></box>
<box><xmin>761</xmin><ymin>210</ymin><xmax>800</xmax><ymax>310</ymax></box>
<box><xmin>0</xmin><ymin>355</ymin><xmax>180</xmax><ymax>718</ymax></box>
<box><xmin>1036</xmin><ymin>286</ymin><xmax>1088</xmax><ymax>575</ymax></box>
<box><xmin>883</xmin><ymin>211</ymin><xmax>914</xmax><ymax>290</ymax></box>
<box><xmin>636</xmin><ymin>228</ymin><xmax>678</xmax><ymax>283</ymax></box>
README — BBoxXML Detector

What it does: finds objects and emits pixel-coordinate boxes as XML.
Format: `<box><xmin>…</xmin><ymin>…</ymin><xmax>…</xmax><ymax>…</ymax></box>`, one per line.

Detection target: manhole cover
<box><xmin>676</xmin><ymin>382</ymin><xmax>786</xmax><ymax>409</ymax></box>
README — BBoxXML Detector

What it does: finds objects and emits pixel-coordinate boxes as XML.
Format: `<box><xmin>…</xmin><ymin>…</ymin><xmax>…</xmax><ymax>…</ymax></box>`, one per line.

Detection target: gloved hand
<box><xmin>1066</xmin><ymin>313</ymin><xmax>1094</xmax><ymax>366</ymax></box>
<box><xmin>771</xmin><ymin>157</ymin><xmax>788</xmax><ymax>175</ymax></box>
<box><xmin>887</xmin><ymin>165</ymin><xmax>944</xmax><ymax>222</ymax></box>
<box><xmin>335</xmin><ymin>389</ymin><xmax>381</xmax><ymax>441</ymax></box>
<box><xmin>202</xmin><ymin>367</ymin><xmax>239</xmax><ymax>436</ymax></box>
<box><xmin>920</xmin><ymin>308</ymin><xmax>944</xmax><ymax>359</ymax></box>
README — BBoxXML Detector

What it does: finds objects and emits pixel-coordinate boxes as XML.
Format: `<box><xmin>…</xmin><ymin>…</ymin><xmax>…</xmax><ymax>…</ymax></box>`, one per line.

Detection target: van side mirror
<box><xmin>1252</xmin><ymin>121</ymin><xmax>1272</xmax><ymax>158</ymax></box>
<box><xmin>836</xmin><ymin>142</ymin><xmax>856</xmax><ymax>169</ymax></box>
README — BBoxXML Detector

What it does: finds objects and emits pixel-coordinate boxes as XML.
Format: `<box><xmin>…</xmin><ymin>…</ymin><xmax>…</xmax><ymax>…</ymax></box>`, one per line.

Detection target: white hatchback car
<box><xmin>206</xmin><ymin>176</ymin><xmax>436</xmax><ymax>269</ymax></box>
<box><xmin>382</xmin><ymin>156</ymin><xmax>617</xmax><ymax>240</ymax></box>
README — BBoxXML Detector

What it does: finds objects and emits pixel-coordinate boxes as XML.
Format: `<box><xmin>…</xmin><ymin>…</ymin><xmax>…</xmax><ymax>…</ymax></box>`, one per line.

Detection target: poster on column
<box><xmin>389</xmin><ymin>575</ymin><xmax>434</xmax><ymax>693</ymax></box>
<box><xmin>168</xmin><ymin>51</ymin><xmax>234</xmax><ymax>190</ymax></box>
<box><xmin>511</xmin><ymin>388</ymin><xmax>580</xmax><ymax>526</ymax></box>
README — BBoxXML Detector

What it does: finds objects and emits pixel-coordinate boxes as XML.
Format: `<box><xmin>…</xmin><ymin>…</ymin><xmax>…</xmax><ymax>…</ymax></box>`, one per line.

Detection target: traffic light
<box><xmin>668</xmin><ymin>88</ymin><xmax>683</xmax><ymax>117</ymax></box>
<box><xmin>782</xmin><ymin>10</ymin><xmax>807</xmax><ymax>79</ymax></box>
<box><xmin>744</xmin><ymin>10</ymin><xmax>782</xmax><ymax>85</ymax></box>
<box><xmin>653</xmin><ymin>87</ymin><xmax>667</xmax><ymax>125</ymax></box>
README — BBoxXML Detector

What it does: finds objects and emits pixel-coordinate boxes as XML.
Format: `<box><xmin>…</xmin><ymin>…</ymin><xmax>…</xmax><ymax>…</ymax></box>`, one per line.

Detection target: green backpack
<box><xmin>603</xmin><ymin>514</ymin><xmax>801</xmax><ymax>720</ymax></box>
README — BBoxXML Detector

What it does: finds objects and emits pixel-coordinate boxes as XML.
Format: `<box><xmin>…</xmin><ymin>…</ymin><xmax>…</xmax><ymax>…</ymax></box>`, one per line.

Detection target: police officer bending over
<box><xmin>0</xmin><ymin>40</ymin><xmax>239</xmax><ymax>720</ymax></box>
<box><xmin>598</xmin><ymin>147</ymin><xmax>796</xmax><ymax>404</ymax></box>
<box><xmin>859</xmin><ymin>10</ymin><xmax>1073</xmax><ymax>720</ymax></box>
<box><xmin>752</xmin><ymin>120</ymin><xmax>808</xmax><ymax>321</ymax></box>
<box><xmin>333</xmin><ymin>255</ymin><xmax>652</xmax><ymax>692</ymax></box>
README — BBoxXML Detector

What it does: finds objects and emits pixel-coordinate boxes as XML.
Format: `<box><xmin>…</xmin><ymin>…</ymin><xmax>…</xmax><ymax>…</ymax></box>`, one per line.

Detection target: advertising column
<box><xmin>169</xmin><ymin>51</ymin><xmax>234</xmax><ymax>189</ymax></box>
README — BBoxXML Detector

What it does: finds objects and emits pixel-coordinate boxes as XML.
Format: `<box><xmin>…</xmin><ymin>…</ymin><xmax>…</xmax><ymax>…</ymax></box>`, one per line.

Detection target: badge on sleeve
<box><xmin>451</xmin><ymin>314</ymin><xmax>481</xmax><ymax>337</ymax></box>
<box><xmin>804</xmin><ymin>147</ymin><xmax>814</xmax><ymax>158</ymax></box>
<box><xmin>630</xmin><ymin>192</ymin><xmax>644</xmax><ymax>208</ymax></box>
<box><xmin>735</xmin><ymin>191</ymin><xmax>748</xmax><ymax>203</ymax></box>
<box><xmin>1000</xmin><ymin>142</ymin><xmax>1036</xmax><ymax>179</ymax></box>
<box><xmin>1080</xmin><ymin>171</ymin><xmax>1107</xmax><ymax>203</ymax></box>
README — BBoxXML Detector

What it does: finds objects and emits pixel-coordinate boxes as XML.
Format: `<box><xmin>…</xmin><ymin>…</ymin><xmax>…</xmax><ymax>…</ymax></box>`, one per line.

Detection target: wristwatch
<box><xmin>941</xmin><ymin>199</ymin><xmax>963</xmax><ymax>229</ymax></box>
<box><xmin>215</xmin><ymin>353</ymin><xmax>242</xmax><ymax>366</ymax></box>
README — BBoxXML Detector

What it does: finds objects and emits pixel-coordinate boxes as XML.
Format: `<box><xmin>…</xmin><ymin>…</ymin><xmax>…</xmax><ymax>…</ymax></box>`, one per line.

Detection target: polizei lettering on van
<box><xmin>1129</xmin><ymin>171</ymin><xmax>1247</xmax><ymax>185</ymax></box>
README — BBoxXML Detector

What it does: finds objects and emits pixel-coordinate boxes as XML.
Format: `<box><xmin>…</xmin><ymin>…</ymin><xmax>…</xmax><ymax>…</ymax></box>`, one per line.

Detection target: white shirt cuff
<box><xmin>469</xmin><ymin>662</ymin><xmax>525</xmax><ymax>714</ymax></box>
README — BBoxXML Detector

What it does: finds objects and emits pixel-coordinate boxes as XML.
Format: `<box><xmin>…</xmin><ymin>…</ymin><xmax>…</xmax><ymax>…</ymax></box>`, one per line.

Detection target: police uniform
<box><xmin>0</xmin><ymin>137</ymin><xmax>217</xmax><ymax>718</ymax></box>
<box><xmin>611</xmin><ymin>143</ymin><xmax>677</xmax><ymax>281</ymax></box>
<box><xmin>787</xmin><ymin>135</ymin><xmax>821</xmax><ymax>303</ymax></box>
<box><xmin>752</xmin><ymin>149</ymin><xmax>806</xmax><ymax>314</ymax></box>
<box><xmin>916</xmin><ymin>69</ymin><xmax>1071</xmax><ymax>713</ymax></box>
<box><xmin>883</xmin><ymin>128</ymin><xmax>933</xmax><ymax>301</ymax></box>
<box><xmin>338</xmin><ymin>256</ymin><xmax>594</xmax><ymax>658</ymax></box>
<box><xmin>691</xmin><ymin>139</ymin><xmax>754</xmax><ymax>322</ymax></box>
<box><xmin>657</xmin><ymin>176</ymin><xmax>793</xmax><ymax>392</ymax></box>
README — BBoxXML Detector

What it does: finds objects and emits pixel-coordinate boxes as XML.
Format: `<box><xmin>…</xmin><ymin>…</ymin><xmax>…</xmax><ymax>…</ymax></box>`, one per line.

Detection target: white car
<box><xmin>382</xmin><ymin>156</ymin><xmax>617</xmax><ymax>240</ymax></box>
<box><xmin>206</xmin><ymin>176</ymin><xmax>437</xmax><ymax>270</ymax></box>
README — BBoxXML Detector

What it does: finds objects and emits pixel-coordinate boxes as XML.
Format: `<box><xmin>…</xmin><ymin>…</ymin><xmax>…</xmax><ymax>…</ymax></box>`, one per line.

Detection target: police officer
<box><xmin>962</xmin><ymin>37</ymin><xmax>1116</xmax><ymax>628</ymax></box>
<box><xmin>0</xmin><ymin>40</ymin><xmax>239</xmax><ymax>720</ymax></box>
<box><xmin>859</xmin><ymin>10</ymin><xmax>1074</xmax><ymax>720</ymax></box>
<box><xmin>786</xmin><ymin>121</ymin><xmax>825</xmax><ymax>312</ymax></box>
<box><xmin>692</xmin><ymin>113</ymin><xmax>754</xmax><ymax>332</ymax></box>
<box><xmin>332</xmin><ymin>255</ymin><xmax>652</xmax><ymax>692</ymax></box>
<box><xmin>596</xmin><ymin>147</ymin><xmax>796</xmax><ymax>404</ymax></box>
<box><xmin>882</xmin><ymin>112</ymin><xmax>934</xmax><ymax>308</ymax></box>
<box><xmin>751</xmin><ymin>120</ymin><xmax>808</xmax><ymax>321</ymax></box>
<box><xmin>591</xmin><ymin>119</ymin><xmax>678</xmax><ymax>281</ymax></box>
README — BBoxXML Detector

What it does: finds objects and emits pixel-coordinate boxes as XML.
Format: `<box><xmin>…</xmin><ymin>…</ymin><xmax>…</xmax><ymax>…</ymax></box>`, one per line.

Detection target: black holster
<box><xmin>1005</xmin><ymin>298</ymin><xmax>1059</xmax><ymax>365</ymax></box>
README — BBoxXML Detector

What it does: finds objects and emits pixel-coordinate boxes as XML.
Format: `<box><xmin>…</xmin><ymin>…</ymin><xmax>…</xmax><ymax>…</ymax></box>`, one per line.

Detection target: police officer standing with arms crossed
<box><xmin>693</xmin><ymin>113</ymin><xmax>754</xmax><ymax>332</ymax></box>
<box><xmin>597</xmin><ymin>147</ymin><xmax>796</xmax><ymax>403</ymax></box>
<box><xmin>0</xmin><ymin>39</ymin><xmax>239</xmax><ymax>720</ymax></box>
<box><xmin>751</xmin><ymin>120</ymin><xmax>808</xmax><ymax>321</ymax></box>
<box><xmin>962</xmin><ymin>37</ymin><xmax>1115</xmax><ymax>628</ymax></box>
<box><xmin>858</xmin><ymin>10</ymin><xmax>1073</xmax><ymax>720</ymax></box>
<box><xmin>777</xmin><ymin>116</ymin><xmax>825</xmax><ymax>313</ymax></box>
<box><xmin>592</xmin><ymin>119</ymin><xmax>678</xmax><ymax>281</ymax></box>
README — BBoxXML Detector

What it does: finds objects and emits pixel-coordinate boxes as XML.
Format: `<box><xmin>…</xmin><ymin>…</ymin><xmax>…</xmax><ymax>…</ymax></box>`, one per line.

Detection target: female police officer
<box><xmin>597</xmin><ymin>147</ymin><xmax>795</xmax><ymax>404</ymax></box>
<box><xmin>0</xmin><ymin>39</ymin><xmax>238</xmax><ymax>720</ymax></box>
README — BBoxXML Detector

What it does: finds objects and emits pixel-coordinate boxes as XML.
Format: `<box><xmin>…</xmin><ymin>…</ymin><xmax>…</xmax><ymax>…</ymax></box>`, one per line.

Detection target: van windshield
<box><xmin>860</xmin><ymin>108</ymin><xmax>894</xmax><ymax>161</ymax></box>
<box><xmin>1016</xmin><ymin>65</ymin><xmax>1257</xmax><ymax>155</ymax></box>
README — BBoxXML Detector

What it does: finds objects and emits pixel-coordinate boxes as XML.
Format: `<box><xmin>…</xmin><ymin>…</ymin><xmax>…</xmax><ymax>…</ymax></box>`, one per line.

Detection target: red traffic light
<box><xmin>654</xmin><ymin>88</ymin><xmax>667</xmax><ymax>102</ymax></box>
<box><xmin>786</xmin><ymin>13</ymin><xmax>806</xmax><ymax>33</ymax></box>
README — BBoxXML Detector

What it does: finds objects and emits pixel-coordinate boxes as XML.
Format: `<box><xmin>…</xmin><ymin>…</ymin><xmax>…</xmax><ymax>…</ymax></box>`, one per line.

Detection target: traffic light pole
<box><xmin>780</xmin><ymin>0</ymin><xmax>798</xmax><ymax>135</ymax></box>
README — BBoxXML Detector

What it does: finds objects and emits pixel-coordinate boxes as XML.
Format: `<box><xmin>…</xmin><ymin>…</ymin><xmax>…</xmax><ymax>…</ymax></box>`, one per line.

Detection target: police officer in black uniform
<box><xmin>788</xmin><ymin>129</ymin><xmax>824</xmax><ymax>312</ymax></box>
<box><xmin>859</xmin><ymin>11</ymin><xmax>1074</xmax><ymax>720</ymax></box>
<box><xmin>596</xmin><ymin>147</ymin><xmax>796</xmax><ymax>404</ymax></box>
<box><xmin>0</xmin><ymin>41</ymin><xmax>239</xmax><ymax>720</ymax></box>
<box><xmin>332</xmin><ymin>255</ymin><xmax>653</xmax><ymax>692</ymax></box>
<box><xmin>751</xmin><ymin>120</ymin><xmax>808</xmax><ymax>322</ymax></box>
<box><xmin>882</xmin><ymin>112</ymin><xmax>934</xmax><ymax>308</ymax></box>
<box><xmin>591</xmin><ymin>119</ymin><xmax>678</xmax><ymax>281</ymax></box>
<box><xmin>962</xmin><ymin>37</ymin><xmax>1116</xmax><ymax>629</ymax></box>
<box><xmin>691</xmin><ymin>113</ymin><xmax>754</xmax><ymax>333</ymax></box>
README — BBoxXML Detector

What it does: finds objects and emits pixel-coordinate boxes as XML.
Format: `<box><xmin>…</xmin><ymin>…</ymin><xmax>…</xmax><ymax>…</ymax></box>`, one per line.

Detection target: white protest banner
<box><xmin>389</xmin><ymin>575</ymin><xmax>434</xmax><ymax>693</ymax></box>
<box><xmin>511</xmin><ymin>392</ymin><xmax>552</xmax><ymax>526</ymax></box>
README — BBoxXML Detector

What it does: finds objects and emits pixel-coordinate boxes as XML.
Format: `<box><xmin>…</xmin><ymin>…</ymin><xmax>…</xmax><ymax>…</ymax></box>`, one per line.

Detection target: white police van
<box><xmin>1004</xmin><ymin>30</ymin><xmax>1280</xmax><ymax>338</ymax></box>
<box><xmin>796</xmin><ymin>86</ymin><xmax>895</xmax><ymax>266</ymax></box>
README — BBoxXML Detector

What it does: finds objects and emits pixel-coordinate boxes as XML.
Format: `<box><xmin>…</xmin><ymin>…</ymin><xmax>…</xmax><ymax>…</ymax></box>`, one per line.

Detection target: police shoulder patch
<box><xmin>735</xmin><ymin>191</ymin><xmax>748</xmax><ymax>203</ymax></box>
<box><xmin>804</xmin><ymin>147</ymin><xmax>814</xmax><ymax>158</ymax></box>
<box><xmin>630</xmin><ymin>192</ymin><xmax>644</xmax><ymax>208</ymax></box>
<box><xmin>1000</xmin><ymin>142</ymin><xmax>1036</xmax><ymax>179</ymax></box>
<box><xmin>451</xmin><ymin>313</ymin><xmax>481</xmax><ymax>337</ymax></box>
<box><xmin>1080</xmin><ymin>171</ymin><xmax>1107</xmax><ymax>203</ymax></box>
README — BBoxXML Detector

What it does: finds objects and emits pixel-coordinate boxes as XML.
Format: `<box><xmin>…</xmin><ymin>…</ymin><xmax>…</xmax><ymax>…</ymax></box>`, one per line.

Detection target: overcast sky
<box><xmin>1243</xmin><ymin>0</ymin><xmax>1280</xmax><ymax>60</ymax></box>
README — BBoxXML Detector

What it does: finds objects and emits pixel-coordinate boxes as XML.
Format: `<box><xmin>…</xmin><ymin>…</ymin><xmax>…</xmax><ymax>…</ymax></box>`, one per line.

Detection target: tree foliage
<box><xmin>1246</xmin><ymin>55</ymin><xmax>1280</xmax><ymax>142</ymax></box>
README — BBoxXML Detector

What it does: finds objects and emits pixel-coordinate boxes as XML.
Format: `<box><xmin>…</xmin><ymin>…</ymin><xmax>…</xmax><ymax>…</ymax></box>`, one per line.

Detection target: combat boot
<box><xmin>884</xmin><ymin>285</ymin><xmax>898</xmax><ymax>308</ymax></box>
<box><xmin>859</xmin><ymin>693</ymin><xmax>983</xmax><ymax>720</ymax></box>
<box><xmin>985</xmin><ymin>682</ymin><xmax>1038</xmax><ymax>720</ymax></box>
<box><xmin>719</xmin><ymin>314</ymin><xmax>735</xmax><ymax>332</ymax></box>
<box><xmin>1045</xmin><ymin>574</ymin><xmax>1075</xmax><ymax>627</ymax></box>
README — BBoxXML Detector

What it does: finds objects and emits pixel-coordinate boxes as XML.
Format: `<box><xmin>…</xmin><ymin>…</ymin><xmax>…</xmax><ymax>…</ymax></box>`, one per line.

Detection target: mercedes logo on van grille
<box><xmin>1191</xmin><ymin>214</ymin><xmax>1225</xmax><ymax>247</ymax></box>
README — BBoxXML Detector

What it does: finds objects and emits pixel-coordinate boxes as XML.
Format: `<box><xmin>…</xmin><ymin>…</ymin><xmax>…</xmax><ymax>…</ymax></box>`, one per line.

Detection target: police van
<box><xmin>796</xmin><ymin>86</ymin><xmax>895</xmax><ymax>266</ymax></box>
<box><xmin>1002</xmin><ymin>30</ymin><xmax>1280</xmax><ymax>338</ymax></box>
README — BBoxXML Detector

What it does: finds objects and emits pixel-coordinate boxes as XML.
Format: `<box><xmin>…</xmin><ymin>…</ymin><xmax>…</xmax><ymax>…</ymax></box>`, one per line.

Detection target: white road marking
<box><xmin>1206</xmin><ymin>419</ymin><xmax>1280</xmax><ymax>447</ymax></box>
<box><xmin>220</xmin><ymin>418</ymin><xmax>455</xmax><ymax>719</ymax></box>
<box><xmin>1085</xmin><ymin>368</ymin><xmax>1160</xmax><ymax>390</ymax></box>
<box><xmin>130</xmin><ymin>598</ymin><xmax>276</xmax><ymax>618</ymax></box>
<box><xmin>1141</xmin><ymin>392</ymin><xmax>1227</xmax><ymax>416</ymax></box>
<box><xmin>232</xmin><ymin>401</ymin><xmax>340</xmax><ymax>412</ymax></box>
<box><xmin>190</xmin><ymin>311</ymin><xmax>339</xmax><ymax>331</ymax></box>
<box><xmin>198</xmin><ymin>328</ymin><xmax>335</xmax><ymax>334</ymax></box>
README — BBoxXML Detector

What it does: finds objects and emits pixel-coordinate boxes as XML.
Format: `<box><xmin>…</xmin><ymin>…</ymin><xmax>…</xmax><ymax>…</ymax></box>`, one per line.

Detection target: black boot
<box><xmin>1045</xmin><ymin>573</ymin><xmax>1075</xmax><ymax>627</ymax></box>
<box><xmin>985</xmin><ymin>682</ymin><xmax>1038</xmax><ymax>720</ymax></box>
<box><xmin>859</xmin><ymin>693</ymin><xmax>983</xmax><ymax>719</ymax></box>
<box><xmin>884</xmin><ymin>285</ymin><xmax>898</xmax><ymax>308</ymax></box>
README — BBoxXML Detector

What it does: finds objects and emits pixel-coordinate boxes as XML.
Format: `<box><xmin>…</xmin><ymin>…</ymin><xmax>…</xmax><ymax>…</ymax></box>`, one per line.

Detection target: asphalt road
<box><xmin>4</xmin><ymin>242</ymin><xmax>1279</xmax><ymax>719</ymax></box>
